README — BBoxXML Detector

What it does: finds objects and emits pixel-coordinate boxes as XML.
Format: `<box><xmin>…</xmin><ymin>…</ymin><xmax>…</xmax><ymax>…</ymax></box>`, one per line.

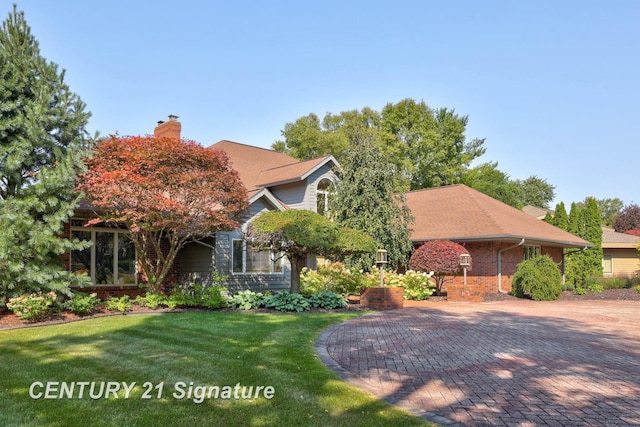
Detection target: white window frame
<box><xmin>70</xmin><ymin>225</ymin><xmax>137</xmax><ymax>286</ymax></box>
<box><xmin>602</xmin><ymin>254</ymin><xmax>613</xmax><ymax>274</ymax></box>
<box><xmin>232</xmin><ymin>239</ymin><xmax>283</xmax><ymax>274</ymax></box>
<box><xmin>316</xmin><ymin>178</ymin><xmax>334</xmax><ymax>215</ymax></box>
<box><xmin>523</xmin><ymin>245</ymin><xmax>541</xmax><ymax>260</ymax></box>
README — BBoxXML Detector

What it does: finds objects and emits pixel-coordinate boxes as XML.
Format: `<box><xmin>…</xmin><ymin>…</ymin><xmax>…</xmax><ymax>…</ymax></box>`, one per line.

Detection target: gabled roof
<box><xmin>210</xmin><ymin>140</ymin><xmax>336</xmax><ymax>191</ymax></box>
<box><xmin>257</xmin><ymin>155</ymin><xmax>337</xmax><ymax>187</ymax></box>
<box><xmin>210</xmin><ymin>140</ymin><xmax>299</xmax><ymax>191</ymax></box>
<box><xmin>405</xmin><ymin>184</ymin><xmax>593</xmax><ymax>248</ymax></box>
<box><xmin>522</xmin><ymin>205</ymin><xmax>553</xmax><ymax>219</ymax></box>
<box><xmin>602</xmin><ymin>227</ymin><xmax>640</xmax><ymax>249</ymax></box>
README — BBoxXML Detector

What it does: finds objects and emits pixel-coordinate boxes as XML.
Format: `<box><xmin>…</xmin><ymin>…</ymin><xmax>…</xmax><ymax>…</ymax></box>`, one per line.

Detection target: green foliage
<box><xmin>301</xmin><ymin>262</ymin><xmax>368</xmax><ymax>296</ymax></box>
<box><xmin>169</xmin><ymin>283</ymin><xmax>228</xmax><ymax>309</ymax></box>
<box><xmin>308</xmin><ymin>291</ymin><xmax>348</xmax><ymax>309</ymax></box>
<box><xmin>263</xmin><ymin>291</ymin><xmax>311</xmax><ymax>312</ymax></box>
<box><xmin>587</xmin><ymin>283</ymin><xmax>604</xmax><ymax>293</ymax></box>
<box><xmin>248</xmin><ymin>209</ymin><xmax>375</xmax><ymax>293</ymax></box>
<box><xmin>565</xmin><ymin>198</ymin><xmax>603</xmax><ymax>287</ymax></box>
<box><xmin>574</xmin><ymin>286</ymin><xmax>587</xmax><ymax>295</ymax></box>
<box><xmin>330</xmin><ymin>133</ymin><xmax>414</xmax><ymax>271</ymax></box>
<box><xmin>7</xmin><ymin>291</ymin><xmax>58</xmax><ymax>320</ymax></box>
<box><xmin>514</xmin><ymin>175</ymin><xmax>555</xmax><ymax>209</ymax></box>
<box><xmin>63</xmin><ymin>292</ymin><xmax>101</xmax><ymax>314</ymax></box>
<box><xmin>105</xmin><ymin>295</ymin><xmax>132</xmax><ymax>312</ymax></box>
<box><xmin>550</xmin><ymin>202</ymin><xmax>569</xmax><ymax>230</ymax></box>
<box><xmin>399</xmin><ymin>270</ymin><xmax>436</xmax><ymax>300</ymax></box>
<box><xmin>274</xmin><ymin>98</ymin><xmax>486</xmax><ymax>192</ymax></box>
<box><xmin>512</xmin><ymin>255</ymin><xmax>562</xmax><ymax>301</ymax></box>
<box><xmin>595</xmin><ymin>197</ymin><xmax>624</xmax><ymax>227</ymax></box>
<box><xmin>133</xmin><ymin>293</ymin><xmax>176</xmax><ymax>309</ymax></box>
<box><xmin>227</xmin><ymin>290</ymin><xmax>267</xmax><ymax>310</ymax></box>
<box><xmin>0</xmin><ymin>6</ymin><xmax>94</xmax><ymax>302</ymax></box>
<box><xmin>460</xmin><ymin>162</ymin><xmax>524</xmax><ymax>208</ymax></box>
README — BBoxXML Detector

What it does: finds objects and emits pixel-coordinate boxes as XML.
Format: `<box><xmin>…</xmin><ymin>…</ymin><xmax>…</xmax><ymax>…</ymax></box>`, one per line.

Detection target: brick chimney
<box><xmin>154</xmin><ymin>114</ymin><xmax>181</xmax><ymax>140</ymax></box>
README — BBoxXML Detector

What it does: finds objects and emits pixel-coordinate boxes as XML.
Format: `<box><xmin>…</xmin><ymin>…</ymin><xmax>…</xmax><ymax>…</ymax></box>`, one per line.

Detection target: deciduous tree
<box><xmin>408</xmin><ymin>240</ymin><xmax>471</xmax><ymax>294</ymax></box>
<box><xmin>0</xmin><ymin>6</ymin><xmax>93</xmax><ymax>302</ymax></box>
<box><xmin>613</xmin><ymin>203</ymin><xmax>640</xmax><ymax>233</ymax></box>
<box><xmin>78</xmin><ymin>135</ymin><xmax>248</xmax><ymax>293</ymax></box>
<box><xmin>247</xmin><ymin>209</ymin><xmax>376</xmax><ymax>293</ymax></box>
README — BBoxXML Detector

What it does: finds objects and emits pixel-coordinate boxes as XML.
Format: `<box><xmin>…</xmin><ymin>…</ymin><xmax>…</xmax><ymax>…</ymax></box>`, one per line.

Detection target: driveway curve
<box><xmin>316</xmin><ymin>300</ymin><xmax>640</xmax><ymax>426</ymax></box>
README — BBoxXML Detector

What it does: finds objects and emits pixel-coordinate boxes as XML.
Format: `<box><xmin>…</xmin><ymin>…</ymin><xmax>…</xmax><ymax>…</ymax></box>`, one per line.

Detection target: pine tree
<box><xmin>553</xmin><ymin>202</ymin><xmax>569</xmax><ymax>231</ymax></box>
<box><xmin>0</xmin><ymin>6</ymin><xmax>93</xmax><ymax>302</ymax></box>
<box><xmin>330</xmin><ymin>131</ymin><xmax>414</xmax><ymax>271</ymax></box>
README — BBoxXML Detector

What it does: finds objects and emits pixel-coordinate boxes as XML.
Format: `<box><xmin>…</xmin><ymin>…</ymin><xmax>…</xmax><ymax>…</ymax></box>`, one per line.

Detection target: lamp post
<box><xmin>459</xmin><ymin>253</ymin><xmax>470</xmax><ymax>287</ymax></box>
<box><xmin>376</xmin><ymin>249</ymin><xmax>388</xmax><ymax>287</ymax></box>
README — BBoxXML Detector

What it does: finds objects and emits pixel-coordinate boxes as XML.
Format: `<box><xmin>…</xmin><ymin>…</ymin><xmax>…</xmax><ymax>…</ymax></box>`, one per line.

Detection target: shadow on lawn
<box><xmin>319</xmin><ymin>305</ymin><xmax>640</xmax><ymax>426</ymax></box>
<box><xmin>0</xmin><ymin>311</ymin><xmax>427</xmax><ymax>427</ymax></box>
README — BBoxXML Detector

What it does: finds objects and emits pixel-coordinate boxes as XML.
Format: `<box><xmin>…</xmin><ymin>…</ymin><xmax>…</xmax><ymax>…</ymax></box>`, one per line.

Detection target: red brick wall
<box><xmin>442</xmin><ymin>242</ymin><xmax>564</xmax><ymax>302</ymax></box>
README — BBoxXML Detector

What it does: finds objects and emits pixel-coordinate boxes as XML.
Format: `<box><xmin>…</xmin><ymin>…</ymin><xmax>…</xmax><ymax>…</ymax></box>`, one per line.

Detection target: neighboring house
<box><xmin>601</xmin><ymin>227</ymin><xmax>640</xmax><ymax>277</ymax></box>
<box><xmin>522</xmin><ymin>206</ymin><xmax>640</xmax><ymax>279</ymax></box>
<box><xmin>405</xmin><ymin>185</ymin><xmax>593</xmax><ymax>302</ymax></box>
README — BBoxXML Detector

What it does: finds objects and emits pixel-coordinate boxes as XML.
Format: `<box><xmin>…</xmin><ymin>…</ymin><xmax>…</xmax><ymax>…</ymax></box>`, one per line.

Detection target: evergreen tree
<box><xmin>552</xmin><ymin>202</ymin><xmax>569</xmax><ymax>230</ymax></box>
<box><xmin>0</xmin><ymin>6</ymin><xmax>93</xmax><ymax>302</ymax></box>
<box><xmin>330</xmin><ymin>132</ymin><xmax>414</xmax><ymax>271</ymax></box>
<box><xmin>565</xmin><ymin>199</ymin><xmax>603</xmax><ymax>287</ymax></box>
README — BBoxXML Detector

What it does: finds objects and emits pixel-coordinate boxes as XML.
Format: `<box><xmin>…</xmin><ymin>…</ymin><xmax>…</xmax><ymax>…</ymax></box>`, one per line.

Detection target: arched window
<box><xmin>316</xmin><ymin>178</ymin><xmax>333</xmax><ymax>215</ymax></box>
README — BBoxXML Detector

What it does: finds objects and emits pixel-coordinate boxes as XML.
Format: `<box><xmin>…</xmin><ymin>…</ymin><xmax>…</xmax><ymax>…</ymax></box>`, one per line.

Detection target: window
<box><xmin>316</xmin><ymin>178</ymin><xmax>333</xmax><ymax>215</ymax></box>
<box><xmin>602</xmin><ymin>254</ymin><xmax>613</xmax><ymax>274</ymax></box>
<box><xmin>523</xmin><ymin>245</ymin><xmax>541</xmax><ymax>260</ymax></box>
<box><xmin>70</xmin><ymin>226</ymin><xmax>137</xmax><ymax>286</ymax></box>
<box><xmin>232</xmin><ymin>239</ymin><xmax>283</xmax><ymax>273</ymax></box>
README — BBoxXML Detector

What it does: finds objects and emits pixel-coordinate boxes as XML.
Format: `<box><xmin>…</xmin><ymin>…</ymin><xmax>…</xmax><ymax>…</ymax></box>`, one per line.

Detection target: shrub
<box><xmin>134</xmin><ymin>293</ymin><xmax>176</xmax><ymax>309</ymax></box>
<box><xmin>169</xmin><ymin>282</ymin><xmax>228</xmax><ymax>309</ymax></box>
<box><xmin>63</xmin><ymin>292</ymin><xmax>101</xmax><ymax>315</ymax></box>
<box><xmin>574</xmin><ymin>286</ymin><xmax>587</xmax><ymax>295</ymax></box>
<box><xmin>105</xmin><ymin>295</ymin><xmax>132</xmax><ymax>312</ymax></box>
<box><xmin>512</xmin><ymin>255</ymin><xmax>562</xmax><ymax>301</ymax></box>
<box><xmin>308</xmin><ymin>291</ymin><xmax>348</xmax><ymax>309</ymax></box>
<box><xmin>7</xmin><ymin>292</ymin><xmax>58</xmax><ymax>321</ymax></box>
<box><xmin>399</xmin><ymin>270</ymin><xmax>435</xmax><ymax>300</ymax></box>
<box><xmin>300</xmin><ymin>262</ymin><xmax>376</xmax><ymax>296</ymax></box>
<box><xmin>200</xmin><ymin>285</ymin><xmax>228</xmax><ymax>309</ymax></box>
<box><xmin>587</xmin><ymin>283</ymin><xmax>604</xmax><ymax>293</ymax></box>
<box><xmin>264</xmin><ymin>291</ymin><xmax>310</xmax><ymax>312</ymax></box>
<box><xmin>227</xmin><ymin>290</ymin><xmax>266</xmax><ymax>310</ymax></box>
<box><xmin>409</xmin><ymin>240</ymin><xmax>471</xmax><ymax>294</ymax></box>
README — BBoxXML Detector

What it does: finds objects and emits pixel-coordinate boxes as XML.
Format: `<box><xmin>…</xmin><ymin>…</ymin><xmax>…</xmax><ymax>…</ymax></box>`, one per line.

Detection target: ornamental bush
<box><xmin>512</xmin><ymin>255</ymin><xmax>562</xmax><ymax>301</ymax></box>
<box><xmin>227</xmin><ymin>290</ymin><xmax>267</xmax><ymax>310</ymax></box>
<box><xmin>409</xmin><ymin>240</ymin><xmax>471</xmax><ymax>294</ymax></box>
<box><xmin>263</xmin><ymin>291</ymin><xmax>311</xmax><ymax>312</ymax></box>
<box><xmin>308</xmin><ymin>291</ymin><xmax>348</xmax><ymax>309</ymax></box>
<box><xmin>105</xmin><ymin>295</ymin><xmax>132</xmax><ymax>312</ymax></box>
<box><xmin>7</xmin><ymin>291</ymin><xmax>58</xmax><ymax>321</ymax></box>
<box><xmin>63</xmin><ymin>292</ymin><xmax>101</xmax><ymax>314</ymax></box>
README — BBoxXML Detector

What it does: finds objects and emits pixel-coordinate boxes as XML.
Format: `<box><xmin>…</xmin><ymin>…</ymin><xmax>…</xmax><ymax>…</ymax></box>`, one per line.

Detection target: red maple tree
<box><xmin>78</xmin><ymin>135</ymin><xmax>248</xmax><ymax>293</ymax></box>
<box><xmin>409</xmin><ymin>240</ymin><xmax>471</xmax><ymax>294</ymax></box>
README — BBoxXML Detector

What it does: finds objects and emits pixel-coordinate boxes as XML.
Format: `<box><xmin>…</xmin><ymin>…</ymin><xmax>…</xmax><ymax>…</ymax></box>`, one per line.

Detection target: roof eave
<box><xmin>411</xmin><ymin>234</ymin><xmax>594</xmax><ymax>249</ymax></box>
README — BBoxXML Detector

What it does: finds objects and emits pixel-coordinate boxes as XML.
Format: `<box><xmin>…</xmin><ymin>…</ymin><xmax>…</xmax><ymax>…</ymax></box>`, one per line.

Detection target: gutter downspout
<box><xmin>497</xmin><ymin>238</ymin><xmax>525</xmax><ymax>294</ymax></box>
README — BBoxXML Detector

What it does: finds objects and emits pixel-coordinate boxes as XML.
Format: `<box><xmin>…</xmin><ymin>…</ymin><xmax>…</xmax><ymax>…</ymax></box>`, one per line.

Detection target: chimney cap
<box><xmin>157</xmin><ymin>121</ymin><xmax>165</xmax><ymax>125</ymax></box>
<box><xmin>168</xmin><ymin>114</ymin><xmax>179</xmax><ymax>121</ymax></box>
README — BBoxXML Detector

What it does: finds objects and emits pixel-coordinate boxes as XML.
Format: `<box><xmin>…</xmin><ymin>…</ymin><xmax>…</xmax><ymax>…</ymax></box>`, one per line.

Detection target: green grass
<box><xmin>0</xmin><ymin>312</ymin><xmax>428</xmax><ymax>426</ymax></box>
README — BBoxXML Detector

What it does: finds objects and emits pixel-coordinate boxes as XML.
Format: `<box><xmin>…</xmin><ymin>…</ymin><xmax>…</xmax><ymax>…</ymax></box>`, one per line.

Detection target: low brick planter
<box><xmin>360</xmin><ymin>287</ymin><xmax>404</xmax><ymax>310</ymax></box>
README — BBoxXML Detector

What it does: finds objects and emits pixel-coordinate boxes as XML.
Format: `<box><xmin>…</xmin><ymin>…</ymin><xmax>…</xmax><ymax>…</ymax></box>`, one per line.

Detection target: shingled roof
<box><xmin>210</xmin><ymin>140</ymin><xmax>336</xmax><ymax>191</ymax></box>
<box><xmin>405</xmin><ymin>184</ymin><xmax>593</xmax><ymax>248</ymax></box>
<box><xmin>601</xmin><ymin>227</ymin><xmax>640</xmax><ymax>248</ymax></box>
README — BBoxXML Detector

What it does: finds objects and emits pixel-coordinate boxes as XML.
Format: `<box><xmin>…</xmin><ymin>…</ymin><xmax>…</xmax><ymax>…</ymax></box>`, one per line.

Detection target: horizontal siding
<box><xmin>604</xmin><ymin>248</ymin><xmax>640</xmax><ymax>276</ymax></box>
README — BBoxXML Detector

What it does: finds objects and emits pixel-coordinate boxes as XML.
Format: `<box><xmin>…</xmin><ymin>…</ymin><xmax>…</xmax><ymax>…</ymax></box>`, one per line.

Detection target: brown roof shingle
<box><xmin>405</xmin><ymin>184</ymin><xmax>593</xmax><ymax>248</ymax></box>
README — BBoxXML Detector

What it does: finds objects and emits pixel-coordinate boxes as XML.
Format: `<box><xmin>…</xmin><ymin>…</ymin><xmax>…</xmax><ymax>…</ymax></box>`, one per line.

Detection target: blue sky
<box><xmin>7</xmin><ymin>1</ymin><xmax>639</xmax><ymax>207</ymax></box>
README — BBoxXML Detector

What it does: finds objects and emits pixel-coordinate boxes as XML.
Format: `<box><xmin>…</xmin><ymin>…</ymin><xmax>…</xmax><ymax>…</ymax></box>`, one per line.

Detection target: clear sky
<box><xmin>6</xmin><ymin>1</ymin><xmax>639</xmax><ymax>207</ymax></box>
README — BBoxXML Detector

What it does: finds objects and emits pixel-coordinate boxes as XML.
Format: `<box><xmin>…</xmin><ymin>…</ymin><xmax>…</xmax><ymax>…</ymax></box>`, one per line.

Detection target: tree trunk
<box><xmin>289</xmin><ymin>255</ymin><xmax>304</xmax><ymax>294</ymax></box>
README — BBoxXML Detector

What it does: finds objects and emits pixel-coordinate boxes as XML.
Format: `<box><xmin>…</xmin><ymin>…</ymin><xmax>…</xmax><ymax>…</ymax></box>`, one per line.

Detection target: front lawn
<box><xmin>0</xmin><ymin>312</ymin><xmax>428</xmax><ymax>426</ymax></box>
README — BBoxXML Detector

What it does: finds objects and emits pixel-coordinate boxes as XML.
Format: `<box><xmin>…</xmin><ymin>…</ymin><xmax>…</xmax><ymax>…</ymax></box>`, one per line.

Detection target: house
<box><xmin>522</xmin><ymin>206</ymin><xmax>640</xmax><ymax>279</ymax></box>
<box><xmin>601</xmin><ymin>227</ymin><xmax>640</xmax><ymax>277</ymax></box>
<box><xmin>65</xmin><ymin>117</ymin><xmax>339</xmax><ymax>298</ymax></box>
<box><xmin>404</xmin><ymin>185</ymin><xmax>593</xmax><ymax>301</ymax></box>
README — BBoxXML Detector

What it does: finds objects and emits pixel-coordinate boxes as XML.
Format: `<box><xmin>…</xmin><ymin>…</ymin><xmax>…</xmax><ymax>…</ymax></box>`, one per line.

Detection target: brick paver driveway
<box><xmin>316</xmin><ymin>300</ymin><xmax>640</xmax><ymax>426</ymax></box>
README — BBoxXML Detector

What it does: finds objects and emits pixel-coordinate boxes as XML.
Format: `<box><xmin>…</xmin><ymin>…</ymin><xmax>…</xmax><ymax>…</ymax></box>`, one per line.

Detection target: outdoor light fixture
<box><xmin>375</xmin><ymin>249</ymin><xmax>388</xmax><ymax>265</ymax></box>
<box><xmin>459</xmin><ymin>253</ymin><xmax>470</xmax><ymax>267</ymax></box>
<box><xmin>460</xmin><ymin>253</ymin><xmax>471</xmax><ymax>287</ymax></box>
<box><xmin>376</xmin><ymin>249</ymin><xmax>388</xmax><ymax>287</ymax></box>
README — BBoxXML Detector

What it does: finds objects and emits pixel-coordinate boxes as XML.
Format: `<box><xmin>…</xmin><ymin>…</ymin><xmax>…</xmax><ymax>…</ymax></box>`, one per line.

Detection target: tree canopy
<box><xmin>408</xmin><ymin>240</ymin><xmax>471</xmax><ymax>294</ymax></box>
<box><xmin>329</xmin><ymin>132</ymin><xmax>414</xmax><ymax>271</ymax></box>
<box><xmin>247</xmin><ymin>209</ymin><xmax>376</xmax><ymax>293</ymax></box>
<box><xmin>78</xmin><ymin>135</ymin><xmax>248</xmax><ymax>293</ymax></box>
<box><xmin>0</xmin><ymin>6</ymin><xmax>93</xmax><ymax>301</ymax></box>
<box><xmin>564</xmin><ymin>198</ymin><xmax>603</xmax><ymax>287</ymax></box>
<box><xmin>274</xmin><ymin>98</ymin><xmax>486</xmax><ymax>191</ymax></box>
<box><xmin>613</xmin><ymin>203</ymin><xmax>640</xmax><ymax>233</ymax></box>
